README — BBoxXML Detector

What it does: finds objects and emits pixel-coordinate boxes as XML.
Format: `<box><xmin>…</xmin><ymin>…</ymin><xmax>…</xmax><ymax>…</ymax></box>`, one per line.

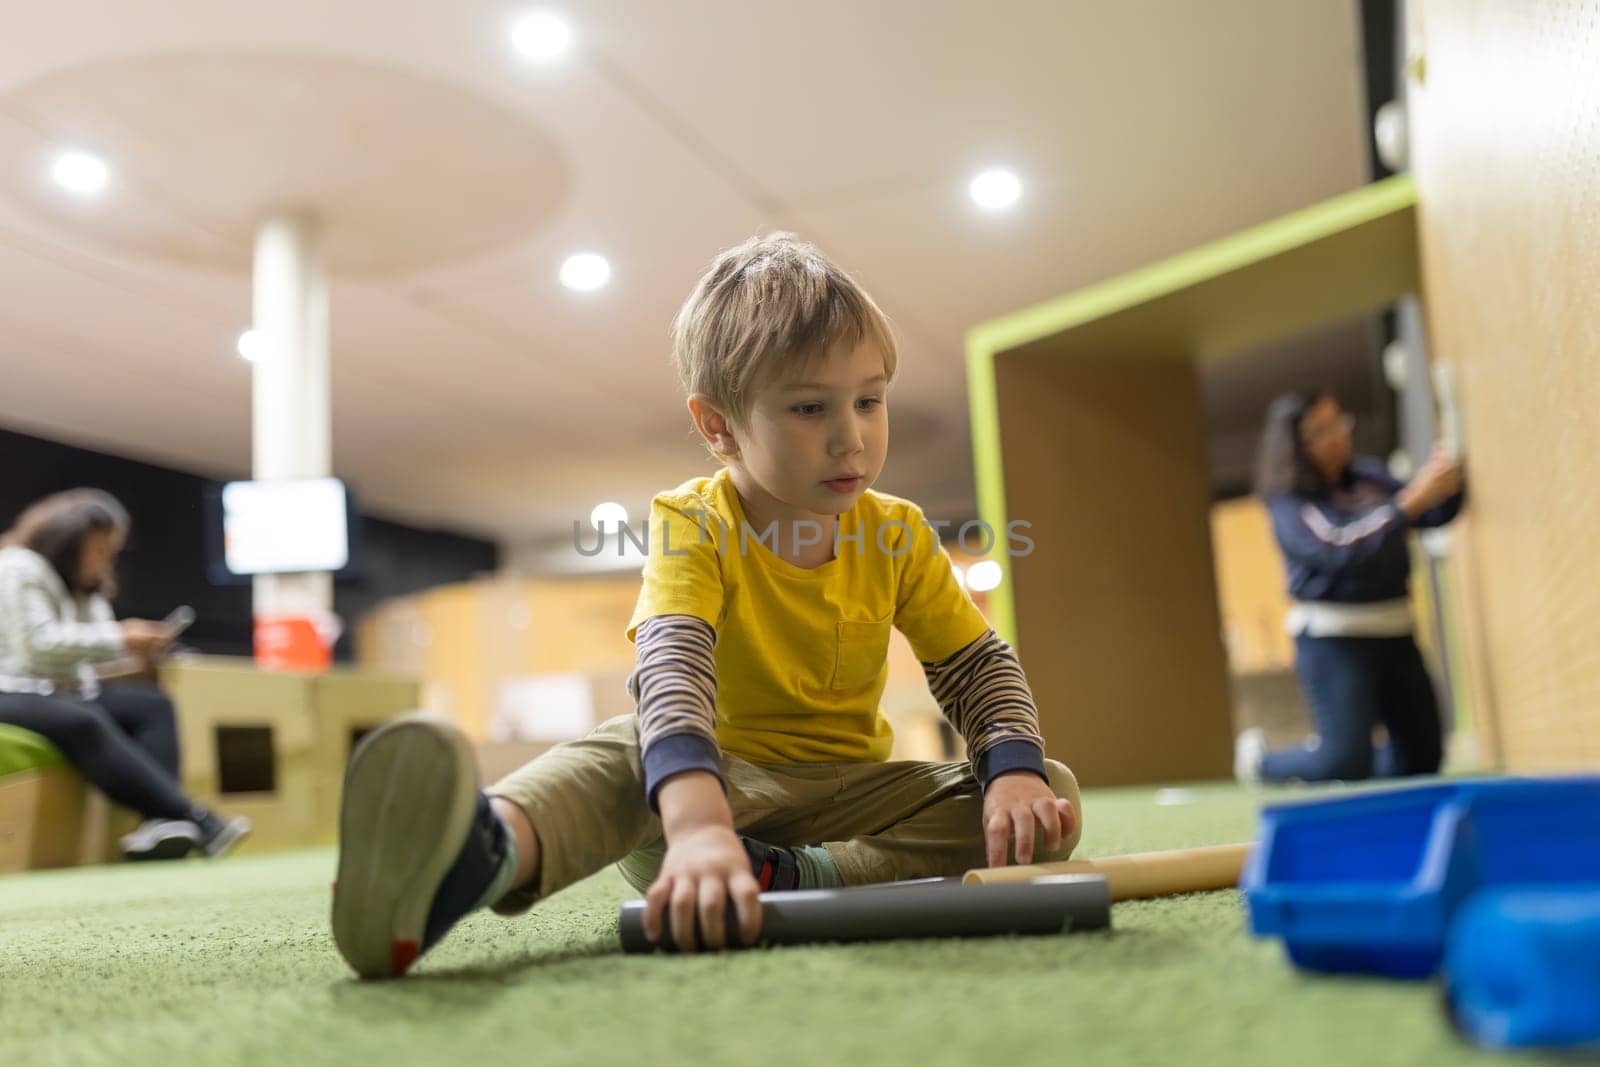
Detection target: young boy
<box><xmin>332</xmin><ymin>234</ymin><xmax>1082</xmax><ymax>978</ymax></box>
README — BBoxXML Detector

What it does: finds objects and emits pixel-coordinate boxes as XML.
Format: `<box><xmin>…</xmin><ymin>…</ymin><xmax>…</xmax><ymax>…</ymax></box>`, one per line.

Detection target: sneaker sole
<box><xmin>123</xmin><ymin>834</ymin><xmax>197</xmax><ymax>862</ymax></box>
<box><xmin>331</xmin><ymin>714</ymin><xmax>479</xmax><ymax>980</ymax></box>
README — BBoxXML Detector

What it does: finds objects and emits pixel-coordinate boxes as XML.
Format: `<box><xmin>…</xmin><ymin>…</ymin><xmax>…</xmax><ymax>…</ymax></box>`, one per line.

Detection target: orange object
<box><xmin>254</xmin><ymin>615</ymin><xmax>334</xmax><ymax>672</ymax></box>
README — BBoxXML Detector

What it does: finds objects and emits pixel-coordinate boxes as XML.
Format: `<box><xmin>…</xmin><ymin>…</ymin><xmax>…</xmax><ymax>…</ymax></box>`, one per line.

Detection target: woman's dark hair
<box><xmin>1</xmin><ymin>489</ymin><xmax>130</xmax><ymax>596</ymax></box>
<box><xmin>1254</xmin><ymin>391</ymin><xmax>1336</xmax><ymax>499</ymax></box>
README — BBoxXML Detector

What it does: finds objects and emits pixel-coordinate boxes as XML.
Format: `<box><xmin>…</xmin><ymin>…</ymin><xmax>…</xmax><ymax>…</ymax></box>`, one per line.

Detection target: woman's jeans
<box><xmin>0</xmin><ymin>683</ymin><xmax>192</xmax><ymax>820</ymax></box>
<box><xmin>1260</xmin><ymin>634</ymin><xmax>1444</xmax><ymax>782</ymax></box>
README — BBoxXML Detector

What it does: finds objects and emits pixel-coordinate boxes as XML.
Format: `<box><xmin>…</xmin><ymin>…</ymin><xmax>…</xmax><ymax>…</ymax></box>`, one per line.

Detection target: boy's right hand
<box><xmin>644</xmin><ymin>771</ymin><xmax>762</xmax><ymax>952</ymax></box>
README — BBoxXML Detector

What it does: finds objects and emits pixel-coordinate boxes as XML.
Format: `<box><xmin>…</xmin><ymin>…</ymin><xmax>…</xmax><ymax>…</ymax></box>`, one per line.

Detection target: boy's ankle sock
<box><xmin>421</xmin><ymin>794</ymin><xmax>517</xmax><ymax>949</ymax></box>
<box><xmin>476</xmin><ymin>813</ymin><xmax>521</xmax><ymax>910</ymax></box>
<box><xmin>741</xmin><ymin>838</ymin><xmax>843</xmax><ymax>891</ymax></box>
<box><xmin>791</xmin><ymin>845</ymin><xmax>842</xmax><ymax>889</ymax></box>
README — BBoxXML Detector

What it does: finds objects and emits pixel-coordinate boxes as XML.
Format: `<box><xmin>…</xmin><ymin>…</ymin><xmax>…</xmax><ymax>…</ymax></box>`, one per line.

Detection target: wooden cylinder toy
<box><xmin>962</xmin><ymin>842</ymin><xmax>1252</xmax><ymax>900</ymax></box>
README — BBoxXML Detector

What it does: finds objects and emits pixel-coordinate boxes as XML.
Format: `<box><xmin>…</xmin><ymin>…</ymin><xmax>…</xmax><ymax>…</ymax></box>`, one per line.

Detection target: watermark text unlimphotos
<box><xmin>573</xmin><ymin>509</ymin><xmax>1035</xmax><ymax>559</ymax></box>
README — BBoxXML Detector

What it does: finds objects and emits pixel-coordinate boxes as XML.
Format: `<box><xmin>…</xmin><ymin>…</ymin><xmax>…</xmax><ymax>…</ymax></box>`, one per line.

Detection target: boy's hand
<box><xmin>983</xmin><ymin>769</ymin><xmax>1077</xmax><ymax>867</ymax></box>
<box><xmin>644</xmin><ymin>771</ymin><xmax>762</xmax><ymax>952</ymax></box>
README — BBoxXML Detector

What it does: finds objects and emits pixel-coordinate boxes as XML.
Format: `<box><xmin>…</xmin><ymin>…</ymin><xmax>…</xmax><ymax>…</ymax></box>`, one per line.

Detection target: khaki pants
<box><xmin>487</xmin><ymin>715</ymin><xmax>1082</xmax><ymax>912</ymax></box>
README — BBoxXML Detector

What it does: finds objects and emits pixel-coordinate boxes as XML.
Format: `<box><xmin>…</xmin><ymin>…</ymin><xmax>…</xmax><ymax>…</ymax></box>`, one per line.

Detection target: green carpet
<box><xmin>0</xmin><ymin>782</ymin><xmax>1552</xmax><ymax>1067</ymax></box>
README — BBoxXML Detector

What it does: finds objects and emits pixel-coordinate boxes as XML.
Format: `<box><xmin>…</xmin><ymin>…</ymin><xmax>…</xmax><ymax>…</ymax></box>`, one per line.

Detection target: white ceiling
<box><xmin>0</xmin><ymin>0</ymin><xmax>1368</xmax><ymax>560</ymax></box>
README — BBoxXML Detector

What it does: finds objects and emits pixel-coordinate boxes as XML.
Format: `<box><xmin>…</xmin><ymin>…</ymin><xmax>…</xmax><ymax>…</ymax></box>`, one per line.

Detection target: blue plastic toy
<box><xmin>1444</xmin><ymin>887</ymin><xmax>1600</xmax><ymax>1050</ymax></box>
<box><xmin>1241</xmin><ymin>776</ymin><xmax>1600</xmax><ymax>979</ymax></box>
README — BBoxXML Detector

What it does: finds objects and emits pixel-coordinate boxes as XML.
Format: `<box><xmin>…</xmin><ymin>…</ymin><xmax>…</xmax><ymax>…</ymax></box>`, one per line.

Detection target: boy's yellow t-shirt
<box><xmin>625</xmin><ymin>467</ymin><xmax>991</xmax><ymax>765</ymax></box>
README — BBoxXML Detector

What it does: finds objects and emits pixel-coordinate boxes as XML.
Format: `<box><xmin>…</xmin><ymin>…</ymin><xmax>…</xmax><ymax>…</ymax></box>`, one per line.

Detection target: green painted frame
<box><xmin>965</xmin><ymin>175</ymin><xmax>1420</xmax><ymax>646</ymax></box>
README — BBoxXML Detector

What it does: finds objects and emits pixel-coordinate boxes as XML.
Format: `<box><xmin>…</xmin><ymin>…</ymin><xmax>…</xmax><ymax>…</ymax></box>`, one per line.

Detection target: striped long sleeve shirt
<box><xmin>628</xmin><ymin>614</ymin><xmax>1046</xmax><ymax>807</ymax></box>
<box><xmin>622</xmin><ymin>469</ymin><xmax>1050</xmax><ymax>809</ymax></box>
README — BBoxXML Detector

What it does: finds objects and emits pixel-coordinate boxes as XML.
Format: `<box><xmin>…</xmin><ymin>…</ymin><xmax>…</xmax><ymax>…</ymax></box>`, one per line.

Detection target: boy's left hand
<box><xmin>983</xmin><ymin>770</ymin><xmax>1076</xmax><ymax>867</ymax></box>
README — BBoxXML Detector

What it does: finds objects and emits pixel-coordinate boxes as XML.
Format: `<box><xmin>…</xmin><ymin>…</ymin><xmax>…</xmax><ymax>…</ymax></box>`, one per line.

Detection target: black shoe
<box><xmin>332</xmin><ymin>714</ymin><xmax>510</xmax><ymax>979</ymax></box>
<box><xmin>742</xmin><ymin>837</ymin><xmax>802</xmax><ymax>891</ymax></box>
<box><xmin>120</xmin><ymin>819</ymin><xmax>201</xmax><ymax>861</ymax></box>
<box><xmin>190</xmin><ymin>811</ymin><xmax>253</xmax><ymax>858</ymax></box>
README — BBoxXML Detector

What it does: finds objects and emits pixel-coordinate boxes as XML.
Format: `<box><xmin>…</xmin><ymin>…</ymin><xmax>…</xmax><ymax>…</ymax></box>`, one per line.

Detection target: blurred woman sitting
<box><xmin>0</xmin><ymin>489</ymin><xmax>248</xmax><ymax>859</ymax></box>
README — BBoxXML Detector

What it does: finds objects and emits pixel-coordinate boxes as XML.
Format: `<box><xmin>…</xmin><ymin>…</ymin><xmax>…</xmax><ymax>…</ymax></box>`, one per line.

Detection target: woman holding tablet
<box><xmin>0</xmin><ymin>489</ymin><xmax>249</xmax><ymax>860</ymax></box>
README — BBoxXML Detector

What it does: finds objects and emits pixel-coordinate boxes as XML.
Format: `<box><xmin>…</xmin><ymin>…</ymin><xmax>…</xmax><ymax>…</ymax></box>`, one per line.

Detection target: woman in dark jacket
<box><xmin>1237</xmin><ymin>392</ymin><xmax>1465</xmax><ymax>783</ymax></box>
<box><xmin>0</xmin><ymin>489</ymin><xmax>249</xmax><ymax>859</ymax></box>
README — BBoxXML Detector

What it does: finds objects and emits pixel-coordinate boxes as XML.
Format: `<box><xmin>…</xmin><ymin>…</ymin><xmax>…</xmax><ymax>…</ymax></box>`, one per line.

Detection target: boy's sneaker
<box><xmin>742</xmin><ymin>838</ymin><xmax>801</xmax><ymax>891</ymax></box>
<box><xmin>332</xmin><ymin>714</ymin><xmax>512</xmax><ymax>979</ymax></box>
<box><xmin>120</xmin><ymin>818</ymin><xmax>201</xmax><ymax>861</ymax></box>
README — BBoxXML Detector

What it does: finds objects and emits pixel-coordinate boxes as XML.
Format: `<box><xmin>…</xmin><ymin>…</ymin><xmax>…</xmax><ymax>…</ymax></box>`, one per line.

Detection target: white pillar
<box><xmin>251</xmin><ymin>213</ymin><xmax>333</xmax><ymax>618</ymax></box>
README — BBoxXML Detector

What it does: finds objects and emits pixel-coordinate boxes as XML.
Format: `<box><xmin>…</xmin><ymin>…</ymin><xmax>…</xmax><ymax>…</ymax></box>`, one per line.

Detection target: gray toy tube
<box><xmin>618</xmin><ymin>873</ymin><xmax>1111</xmax><ymax>953</ymax></box>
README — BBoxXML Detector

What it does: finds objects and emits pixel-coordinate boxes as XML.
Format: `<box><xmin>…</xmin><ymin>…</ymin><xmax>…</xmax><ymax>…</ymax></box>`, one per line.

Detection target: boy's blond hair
<box><xmin>671</xmin><ymin>233</ymin><xmax>898</xmax><ymax>429</ymax></box>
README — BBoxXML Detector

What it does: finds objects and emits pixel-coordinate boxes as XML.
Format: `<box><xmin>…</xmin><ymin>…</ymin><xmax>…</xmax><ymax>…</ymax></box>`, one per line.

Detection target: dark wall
<box><xmin>1359</xmin><ymin>0</ymin><xmax>1400</xmax><ymax>181</ymax></box>
<box><xmin>1202</xmin><ymin>316</ymin><xmax>1395</xmax><ymax>501</ymax></box>
<box><xmin>0</xmin><ymin>426</ymin><xmax>498</xmax><ymax>660</ymax></box>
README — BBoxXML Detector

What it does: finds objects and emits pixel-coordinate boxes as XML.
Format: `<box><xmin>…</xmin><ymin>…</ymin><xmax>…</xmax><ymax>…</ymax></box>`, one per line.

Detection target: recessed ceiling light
<box><xmin>969</xmin><ymin>168</ymin><xmax>1022</xmax><ymax>211</ymax></box>
<box><xmin>237</xmin><ymin>329</ymin><xmax>264</xmax><ymax>362</ymax></box>
<box><xmin>967</xmin><ymin>559</ymin><xmax>1003</xmax><ymax>592</ymax></box>
<box><xmin>51</xmin><ymin>150</ymin><xmax>109</xmax><ymax>195</ymax></box>
<box><xmin>590</xmin><ymin>501</ymin><xmax>629</xmax><ymax>530</ymax></box>
<box><xmin>512</xmin><ymin>10</ymin><xmax>573</xmax><ymax>61</ymax></box>
<box><xmin>560</xmin><ymin>253</ymin><xmax>610</xmax><ymax>291</ymax></box>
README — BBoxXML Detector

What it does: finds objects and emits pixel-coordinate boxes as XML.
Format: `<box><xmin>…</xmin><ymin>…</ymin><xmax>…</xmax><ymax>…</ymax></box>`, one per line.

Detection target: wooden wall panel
<box><xmin>996</xmin><ymin>354</ymin><xmax>1233</xmax><ymax>785</ymax></box>
<box><xmin>1211</xmin><ymin>498</ymin><xmax>1295</xmax><ymax>673</ymax></box>
<box><xmin>1412</xmin><ymin>0</ymin><xmax>1600</xmax><ymax>768</ymax></box>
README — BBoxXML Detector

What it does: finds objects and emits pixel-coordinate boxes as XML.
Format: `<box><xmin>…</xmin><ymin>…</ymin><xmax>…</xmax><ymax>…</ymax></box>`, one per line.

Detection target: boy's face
<box><xmin>728</xmin><ymin>336</ymin><xmax>889</xmax><ymax>523</ymax></box>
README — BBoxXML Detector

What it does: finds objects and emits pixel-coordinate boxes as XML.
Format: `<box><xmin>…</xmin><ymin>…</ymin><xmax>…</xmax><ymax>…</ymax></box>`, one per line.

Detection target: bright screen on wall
<box><xmin>214</xmin><ymin>478</ymin><xmax>351</xmax><ymax>576</ymax></box>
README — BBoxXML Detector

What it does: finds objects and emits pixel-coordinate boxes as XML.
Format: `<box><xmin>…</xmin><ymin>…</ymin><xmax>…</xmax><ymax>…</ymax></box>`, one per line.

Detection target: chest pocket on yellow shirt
<box><xmin>832</xmin><ymin>618</ymin><xmax>892</xmax><ymax>690</ymax></box>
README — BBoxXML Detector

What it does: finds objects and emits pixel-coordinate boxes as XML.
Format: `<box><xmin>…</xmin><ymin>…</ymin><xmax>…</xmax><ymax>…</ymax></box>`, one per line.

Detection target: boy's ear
<box><xmin>687</xmin><ymin>394</ymin><xmax>739</xmax><ymax>456</ymax></box>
